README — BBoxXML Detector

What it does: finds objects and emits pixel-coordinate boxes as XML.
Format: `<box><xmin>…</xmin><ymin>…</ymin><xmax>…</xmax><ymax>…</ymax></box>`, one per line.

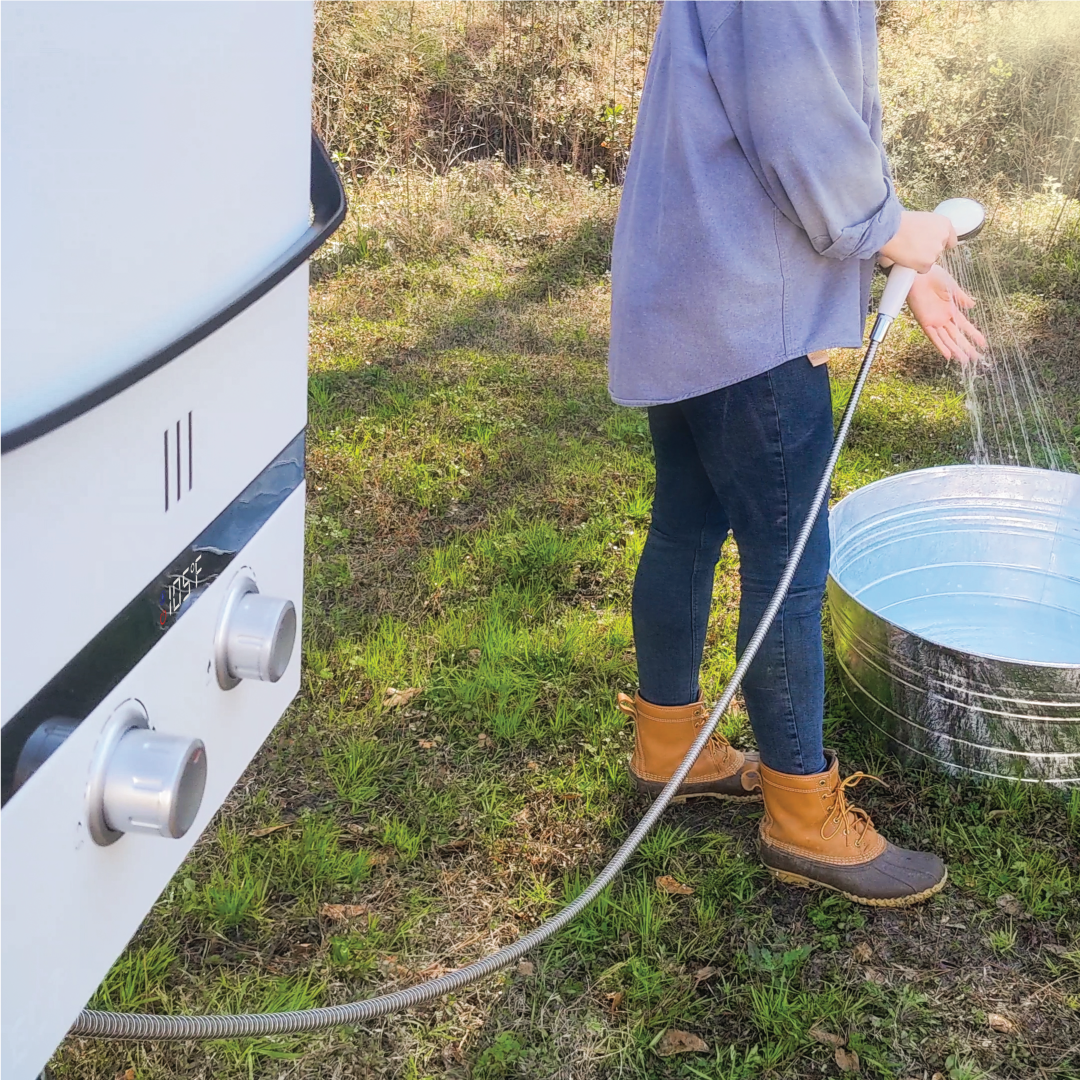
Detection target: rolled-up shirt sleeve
<box><xmin>701</xmin><ymin>0</ymin><xmax>901</xmax><ymax>260</ymax></box>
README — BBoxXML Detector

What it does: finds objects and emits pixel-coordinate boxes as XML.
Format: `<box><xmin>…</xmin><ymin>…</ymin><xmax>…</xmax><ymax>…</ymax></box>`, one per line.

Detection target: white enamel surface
<box><xmin>0</xmin><ymin>0</ymin><xmax>313</xmax><ymax>435</ymax></box>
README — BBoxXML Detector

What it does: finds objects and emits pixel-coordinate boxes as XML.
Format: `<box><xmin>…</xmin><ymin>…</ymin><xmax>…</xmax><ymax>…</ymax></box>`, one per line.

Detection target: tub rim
<box><xmin>827</xmin><ymin>463</ymin><xmax>1080</xmax><ymax>672</ymax></box>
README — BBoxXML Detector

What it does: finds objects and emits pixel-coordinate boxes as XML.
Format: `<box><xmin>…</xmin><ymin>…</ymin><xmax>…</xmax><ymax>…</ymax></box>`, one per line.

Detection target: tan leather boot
<box><xmin>758</xmin><ymin>751</ymin><xmax>947</xmax><ymax>907</ymax></box>
<box><xmin>618</xmin><ymin>692</ymin><xmax>762</xmax><ymax>803</ymax></box>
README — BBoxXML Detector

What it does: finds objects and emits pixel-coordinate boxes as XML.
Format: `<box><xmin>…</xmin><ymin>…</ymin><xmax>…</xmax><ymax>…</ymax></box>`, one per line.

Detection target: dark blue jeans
<box><xmin>632</xmin><ymin>356</ymin><xmax>833</xmax><ymax>776</ymax></box>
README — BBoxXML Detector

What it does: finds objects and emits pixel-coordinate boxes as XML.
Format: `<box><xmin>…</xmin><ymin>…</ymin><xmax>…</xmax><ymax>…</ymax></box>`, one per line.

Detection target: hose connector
<box><xmin>870</xmin><ymin>312</ymin><xmax>894</xmax><ymax>344</ymax></box>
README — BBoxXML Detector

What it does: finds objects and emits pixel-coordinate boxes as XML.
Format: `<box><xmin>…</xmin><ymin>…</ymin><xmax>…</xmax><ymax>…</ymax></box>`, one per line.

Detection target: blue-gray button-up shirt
<box><xmin>609</xmin><ymin>1</ymin><xmax>901</xmax><ymax>406</ymax></box>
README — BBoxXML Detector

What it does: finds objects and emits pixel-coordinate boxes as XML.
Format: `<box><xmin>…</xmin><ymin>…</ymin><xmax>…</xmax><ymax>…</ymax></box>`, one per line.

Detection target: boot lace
<box><xmin>821</xmin><ymin>772</ymin><xmax>888</xmax><ymax>848</ymax></box>
<box><xmin>693</xmin><ymin>705</ymin><xmax>733</xmax><ymax>762</ymax></box>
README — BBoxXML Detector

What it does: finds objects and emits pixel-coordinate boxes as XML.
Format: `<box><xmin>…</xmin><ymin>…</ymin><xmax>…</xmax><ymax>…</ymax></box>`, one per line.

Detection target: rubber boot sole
<box><xmin>633</xmin><ymin>774</ymin><xmax>763</xmax><ymax>804</ymax></box>
<box><xmin>766</xmin><ymin>865</ymin><xmax>948</xmax><ymax>908</ymax></box>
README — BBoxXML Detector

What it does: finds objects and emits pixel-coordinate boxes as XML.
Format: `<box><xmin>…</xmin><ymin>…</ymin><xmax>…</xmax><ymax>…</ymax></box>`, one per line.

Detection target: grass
<box><xmin>53</xmin><ymin>3</ymin><xmax>1080</xmax><ymax>1077</ymax></box>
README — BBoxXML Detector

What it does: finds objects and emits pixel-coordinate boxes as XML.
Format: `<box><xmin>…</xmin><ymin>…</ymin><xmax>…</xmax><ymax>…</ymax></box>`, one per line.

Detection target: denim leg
<box><xmin>632</xmin><ymin>403</ymin><xmax>731</xmax><ymax>707</ymax></box>
<box><xmin>682</xmin><ymin>357</ymin><xmax>833</xmax><ymax>775</ymax></box>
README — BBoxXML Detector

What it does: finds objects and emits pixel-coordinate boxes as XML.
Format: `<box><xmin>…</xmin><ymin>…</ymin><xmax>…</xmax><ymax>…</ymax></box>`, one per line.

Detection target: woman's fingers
<box><xmin>952</xmin><ymin>284</ymin><xmax>976</xmax><ymax>309</ymax></box>
<box><xmin>940</xmin><ymin>325</ymin><xmax>967</xmax><ymax>361</ymax></box>
<box><xmin>953</xmin><ymin>308</ymin><xmax>988</xmax><ymax>349</ymax></box>
<box><xmin>944</xmin><ymin>323</ymin><xmax>981</xmax><ymax>364</ymax></box>
<box><xmin>940</xmin><ymin>324</ymin><xmax>970</xmax><ymax>363</ymax></box>
<box><xmin>926</xmin><ymin>324</ymin><xmax>952</xmax><ymax>360</ymax></box>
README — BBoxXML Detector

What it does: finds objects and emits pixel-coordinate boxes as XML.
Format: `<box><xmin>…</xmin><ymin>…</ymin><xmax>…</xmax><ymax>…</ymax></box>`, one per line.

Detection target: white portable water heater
<box><xmin>1</xmin><ymin>4</ymin><xmax>344</xmax><ymax>1075</ymax></box>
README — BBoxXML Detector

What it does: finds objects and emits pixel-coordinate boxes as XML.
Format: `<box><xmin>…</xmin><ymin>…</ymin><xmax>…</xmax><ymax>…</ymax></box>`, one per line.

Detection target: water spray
<box><xmin>69</xmin><ymin>198</ymin><xmax>987</xmax><ymax>1042</ymax></box>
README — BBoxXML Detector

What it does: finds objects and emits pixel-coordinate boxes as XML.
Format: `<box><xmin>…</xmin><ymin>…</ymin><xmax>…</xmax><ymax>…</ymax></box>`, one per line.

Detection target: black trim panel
<box><xmin>0</xmin><ymin>431</ymin><xmax>305</xmax><ymax>805</ymax></box>
<box><xmin>1</xmin><ymin>133</ymin><xmax>345</xmax><ymax>454</ymax></box>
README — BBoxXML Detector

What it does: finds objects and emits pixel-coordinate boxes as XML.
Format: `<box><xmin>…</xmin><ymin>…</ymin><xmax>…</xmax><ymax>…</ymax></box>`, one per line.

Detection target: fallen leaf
<box><xmin>516</xmin><ymin>960</ymin><xmax>535</xmax><ymax>976</ymax></box>
<box><xmin>852</xmin><ymin>942</ymin><xmax>874</xmax><ymax>963</ymax></box>
<box><xmin>932</xmin><ymin>1073</ymin><xmax>946</xmax><ymax>1080</ymax></box>
<box><xmin>383</xmin><ymin>686</ymin><xmax>422</xmax><ymax>709</ymax></box>
<box><xmin>116</xmin><ymin>1070</ymin><xmax>135</xmax><ymax>1080</ymax></box>
<box><xmin>835</xmin><ymin>1045</ymin><xmax>861</xmax><ymax>1073</ymax></box>
<box><xmin>656</xmin><ymin>1029</ymin><xmax>709</xmax><ymax>1057</ymax></box>
<box><xmin>987</xmin><ymin>1012</ymin><xmax>1014</xmax><ymax>1034</ymax></box>
<box><xmin>692</xmin><ymin>966</ymin><xmax>718</xmax><ymax>983</ymax></box>
<box><xmin>808</xmin><ymin>1026</ymin><xmax>845</xmax><ymax>1048</ymax></box>
<box><xmin>526</xmin><ymin>760</ymin><xmax>540</xmax><ymax>771</ymax></box>
<box><xmin>468</xmin><ymin>649</ymin><xmax>481</xmax><ymax>663</ymax></box>
<box><xmin>419</xmin><ymin>739</ymin><xmax>436</xmax><ymax>749</ymax></box>
<box><xmin>893</xmin><ymin>965</ymin><xmax>928</xmax><ymax>982</ymax></box>
<box><xmin>249</xmin><ymin>823</ymin><xmax>290</xmax><ymax>837</ymax></box>
<box><xmin>477</xmin><ymin>732</ymin><xmax>491</xmax><ymax>746</ymax></box>
<box><xmin>656</xmin><ymin>875</ymin><xmax>694</xmax><ymax>896</ymax></box>
<box><xmin>606</xmin><ymin>990</ymin><xmax>626</xmax><ymax>1015</ymax></box>
<box><xmin>558</xmin><ymin>791</ymin><xmax>581</xmax><ymax>800</ymax></box>
<box><xmin>320</xmin><ymin>903</ymin><xmax>370</xmax><ymax>921</ymax></box>
<box><xmin>996</xmin><ymin>893</ymin><xmax>1026</xmax><ymax>918</ymax></box>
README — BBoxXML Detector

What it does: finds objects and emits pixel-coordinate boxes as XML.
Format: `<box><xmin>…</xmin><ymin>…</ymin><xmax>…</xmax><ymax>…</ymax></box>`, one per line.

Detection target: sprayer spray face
<box><xmin>935</xmin><ymin>197</ymin><xmax>985</xmax><ymax>242</ymax></box>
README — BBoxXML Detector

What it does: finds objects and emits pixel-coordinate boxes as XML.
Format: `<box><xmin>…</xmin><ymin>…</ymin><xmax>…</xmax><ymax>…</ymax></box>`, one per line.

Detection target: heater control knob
<box><xmin>88</xmin><ymin>702</ymin><xmax>207</xmax><ymax>846</ymax></box>
<box><xmin>214</xmin><ymin>575</ymin><xmax>297</xmax><ymax>690</ymax></box>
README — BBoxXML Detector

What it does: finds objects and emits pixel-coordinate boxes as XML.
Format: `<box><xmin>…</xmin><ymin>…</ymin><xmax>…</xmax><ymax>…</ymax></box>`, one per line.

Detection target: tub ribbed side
<box><xmin>827</xmin><ymin>576</ymin><xmax>1080</xmax><ymax>783</ymax></box>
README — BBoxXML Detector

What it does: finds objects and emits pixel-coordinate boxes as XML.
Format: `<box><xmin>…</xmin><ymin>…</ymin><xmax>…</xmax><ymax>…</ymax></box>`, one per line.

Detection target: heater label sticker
<box><xmin>158</xmin><ymin>554</ymin><xmax>205</xmax><ymax>626</ymax></box>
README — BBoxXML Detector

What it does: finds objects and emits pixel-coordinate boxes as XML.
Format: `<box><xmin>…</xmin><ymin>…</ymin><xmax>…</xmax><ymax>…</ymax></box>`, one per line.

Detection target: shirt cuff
<box><xmin>816</xmin><ymin>178</ymin><xmax>903</xmax><ymax>262</ymax></box>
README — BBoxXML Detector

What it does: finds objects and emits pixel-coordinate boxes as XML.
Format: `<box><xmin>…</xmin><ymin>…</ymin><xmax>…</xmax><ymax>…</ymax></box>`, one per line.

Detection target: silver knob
<box><xmin>214</xmin><ymin>575</ymin><xmax>297</xmax><ymax>689</ymax></box>
<box><xmin>87</xmin><ymin>701</ymin><xmax>207</xmax><ymax>846</ymax></box>
<box><xmin>102</xmin><ymin>729</ymin><xmax>206</xmax><ymax>838</ymax></box>
<box><xmin>13</xmin><ymin>717</ymin><xmax>79</xmax><ymax>795</ymax></box>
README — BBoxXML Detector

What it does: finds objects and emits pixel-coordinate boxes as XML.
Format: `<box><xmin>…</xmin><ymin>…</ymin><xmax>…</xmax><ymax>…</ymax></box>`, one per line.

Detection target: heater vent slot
<box><xmin>164</xmin><ymin>411</ymin><xmax>193</xmax><ymax>511</ymax></box>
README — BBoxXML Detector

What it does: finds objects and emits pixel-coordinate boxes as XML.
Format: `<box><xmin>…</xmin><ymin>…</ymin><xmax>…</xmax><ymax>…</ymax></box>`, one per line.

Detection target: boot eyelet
<box><xmin>855</xmin><ymin>839</ymin><xmax>862</xmax><ymax>848</ymax></box>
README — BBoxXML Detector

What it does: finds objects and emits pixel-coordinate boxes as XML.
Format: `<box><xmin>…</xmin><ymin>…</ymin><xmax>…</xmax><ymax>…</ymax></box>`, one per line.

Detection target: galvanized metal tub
<box><xmin>827</xmin><ymin>465</ymin><xmax>1080</xmax><ymax>784</ymax></box>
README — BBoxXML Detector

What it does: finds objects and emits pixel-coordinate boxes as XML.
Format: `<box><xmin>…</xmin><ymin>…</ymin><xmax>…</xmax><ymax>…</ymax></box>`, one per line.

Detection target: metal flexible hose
<box><xmin>70</xmin><ymin>338</ymin><xmax>882</xmax><ymax>1041</ymax></box>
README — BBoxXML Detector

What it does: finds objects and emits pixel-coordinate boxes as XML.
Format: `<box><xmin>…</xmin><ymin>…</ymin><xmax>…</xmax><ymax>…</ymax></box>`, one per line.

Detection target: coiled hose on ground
<box><xmin>70</xmin><ymin>335</ymin><xmax>885</xmax><ymax>1041</ymax></box>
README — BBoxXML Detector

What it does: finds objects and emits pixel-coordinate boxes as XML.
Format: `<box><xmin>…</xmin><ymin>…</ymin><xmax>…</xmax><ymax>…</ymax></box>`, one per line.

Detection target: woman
<box><xmin>609</xmin><ymin>1</ymin><xmax>985</xmax><ymax>906</ymax></box>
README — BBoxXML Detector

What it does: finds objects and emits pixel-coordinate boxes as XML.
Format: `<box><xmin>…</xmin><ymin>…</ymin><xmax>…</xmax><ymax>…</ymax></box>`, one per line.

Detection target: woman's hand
<box><xmin>879</xmin><ymin>210</ymin><xmax>957</xmax><ymax>274</ymax></box>
<box><xmin>906</xmin><ymin>264</ymin><xmax>987</xmax><ymax>363</ymax></box>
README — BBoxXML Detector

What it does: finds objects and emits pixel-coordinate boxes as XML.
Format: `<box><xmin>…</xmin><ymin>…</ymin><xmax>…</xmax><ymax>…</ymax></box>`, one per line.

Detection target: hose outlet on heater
<box><xmin>214</xmin><ymin>573</ymin><xmax>297</xmax><ymax>690</ymax></box>
<box><xmin>87</xmin><ymin>700</ymin><xmax>207</xmax><ymax>846</ymax></box>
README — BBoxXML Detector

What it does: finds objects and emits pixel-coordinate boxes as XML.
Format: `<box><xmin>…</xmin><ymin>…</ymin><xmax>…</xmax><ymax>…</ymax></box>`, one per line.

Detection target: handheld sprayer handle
<box><xmin>877</xmin><ymin>264</ymin><xmax>918</xmax><ymax>322</ymax></box>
